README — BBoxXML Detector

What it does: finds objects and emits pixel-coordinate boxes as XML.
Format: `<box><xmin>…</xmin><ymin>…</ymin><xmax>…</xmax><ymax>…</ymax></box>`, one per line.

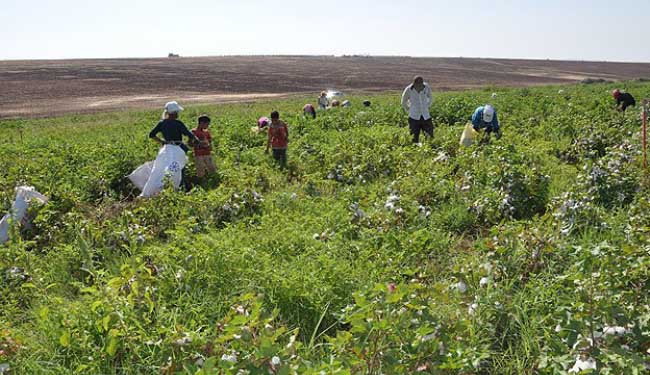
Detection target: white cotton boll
<box><xmin>421</xmin><ymin>333</ymin><xmax>436</xmax><ymax>342</ymax></box>
<box><xmin>555</xmin><ymin>324</ymin><xmax>562</xmax><ymax>333</ymax></box>
<box><xmin>558</xmin><ymin>89</ymin><xmax>565</xmax><ymax>94</ymax></box>
<box><xmin>602</xmin><ymin>326</ymin><xmax>627</xmax><ymax>336</ymax></box>
<box><xmin>479</xmin><ymin>277</ymin><xmax>489</xmax><ymax>287</ymax></box>
<box><xmin>433</xmin><ymin>152</ymin><xmax>449</xmax><ymax>162</ymax></box>
<box><xmin>569</xmin><ymin>356</ymin><xmax>596</xmax><ymax>373</ymax></box>
<box><xmin>492</xmin><ymin>93</ymin><xmax>498</xmax><ymax>99</ymax></box>
<box><xmin>456</xmin><ymin>281</ymin><xmax>467</xmax><ymax>293</ymax></box>
<box><xmin>271</xmin><ymin>356</ymin><xmax>281</xmax><ymax>366</ymax></box>
<box><xmin>387</xmin><ymin>194</ymin><xmax>400</xmax><ymax>202</ymax></box>
<box><xmin>221</xmin><ymin>353</ymin><xmax>238</xmax><ymax>363</ymax></box>
<box><xmin>468</xmin><ymin>303</ymin><xmax>478</xmax><ymax>315</ymax></box>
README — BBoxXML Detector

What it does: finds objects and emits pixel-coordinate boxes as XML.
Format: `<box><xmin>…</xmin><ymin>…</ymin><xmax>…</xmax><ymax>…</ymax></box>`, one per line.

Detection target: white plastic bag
<box><xmin>139</xmin><ymin>145</ymin><xmax>188</xmax><ymax>198</ymax></box>
<box><xmin>460</xmin><ymin>123</ymin><xmax>479</xmax><ymax>147</ymax></box>
<box><xmin>128</xmin><ymin>161</ymin><xmax>154</xmax><ymax>191</ymax></box>
<box><xmin>326</xmin><ymin>90</ymin><xmax>344</xmax><ymax>100</ymax></box>
<box><xmin>0</xmin><ymin>186</ymin><xmax>48</xmax><ymax>244</ymax></box>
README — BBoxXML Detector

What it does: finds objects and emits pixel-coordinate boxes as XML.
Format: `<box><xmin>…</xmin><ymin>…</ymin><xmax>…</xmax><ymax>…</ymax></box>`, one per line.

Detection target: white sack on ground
<box><xmin>128</xmin><ymin>161</ymin><xmax>154</xmax><ymax>191</ymax></box>
<box><xmin>0</xmin><ymin>186</ymin><xmax>48</xmax><ymax>244</ymax></box>
<box><xmin>460</xmin><ymin>123</ymin><xmax>479</xmax><ymax>147</ymax></box>
<box><xmin>139</xmin><ymin>145</ymin><xmax>188</xmax><ymax>198</ymax></box>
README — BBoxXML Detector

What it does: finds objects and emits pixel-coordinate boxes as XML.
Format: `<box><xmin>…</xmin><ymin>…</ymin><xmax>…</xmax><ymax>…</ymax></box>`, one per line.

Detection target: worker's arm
<box><xmin>471</xmin><ymin>109</ymin><xmax>482</xmax><ymax>131</ymax></box>
<box><xmin>492</xmin><ymin>112</ymin><xmax>500</xmax><ymax>132</ymax></box>
<box><xmin>425</xmin><ymin>85</ymin><xmax>432</xmax><ymax>107</ymax></box>
<box><xmin>181</xmin><ymin>123</ymin><xmax>201</xmax><ymax>144</ymax></box>
<box><xmin>401</xmin><ymin>87</ymin><xmax>410</xmax><ymax>113</ymax></box>
<box><xmin>284</xmin><ymin>122</ymin><xmax>289</xmax><ymax>143</ymax></box>
<box><xmin>265</xmin><ymin>128</ymin><xmax>271</xmax><ymax>154</ymax></box>
<box><xmin>149</xmin><ymin>123</ymin><xmax>165</xmax><ymax>145</ymax></box>
<box><xmin>493</xmin><ymin>112</ymin><xmax>502</xmax><ymax>139</ymax></box>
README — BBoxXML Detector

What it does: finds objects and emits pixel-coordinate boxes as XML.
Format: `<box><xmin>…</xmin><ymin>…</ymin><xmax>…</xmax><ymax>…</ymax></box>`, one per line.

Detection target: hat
<box><xmin>164</xmin><ymin>101</ymin><xmax>184</xmax><ymax>114</ymax></box>
<box><xmin>483</xmin><ymin>105</ymin><xmax>495</xmax><ymax>123</ymax></box>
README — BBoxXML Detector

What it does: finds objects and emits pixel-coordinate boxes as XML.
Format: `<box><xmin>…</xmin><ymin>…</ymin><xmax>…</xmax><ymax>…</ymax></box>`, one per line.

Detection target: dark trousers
<box><xmin>408</xmin><ymin>117</ymin><xmax>434</xmax><ymax>143</ymax></box>
<box><xmin>272</xmin><ymin>148</ymin><xmax>287</xmax><ymax>168</ymax></box>
<box><xmin>181</xmin><ymin>167</ymin><xmax>192</xmax><ymax>192</ymax></box>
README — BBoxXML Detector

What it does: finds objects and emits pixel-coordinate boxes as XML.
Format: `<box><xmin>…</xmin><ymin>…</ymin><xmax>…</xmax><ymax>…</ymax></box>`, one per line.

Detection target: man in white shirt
<box><xmin>401</xmin><ymin>76</ymin><xmax>433</xmax><ymax>144</ymax></box>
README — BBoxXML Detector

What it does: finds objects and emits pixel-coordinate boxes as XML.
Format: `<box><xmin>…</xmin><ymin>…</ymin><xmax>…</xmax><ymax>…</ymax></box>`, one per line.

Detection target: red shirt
<box><xmin>268</xmin><ymin>122</ymin><xmax>288</xmax><ymax>149</ymax></box>
<box><xmin>191</xmin><ymin>128</ymin><xmax>212</xmax><ymax>156</ymax></box>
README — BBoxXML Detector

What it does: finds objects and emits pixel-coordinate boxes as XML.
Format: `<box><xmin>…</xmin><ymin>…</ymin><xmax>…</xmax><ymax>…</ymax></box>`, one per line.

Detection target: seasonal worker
<box><xmin>148</xmin><ymin>101</ymin><xmax>200</xmax><ymax>190</ymax></box>
<box><xmin>265</xmin><ymin>111</ymin><xmax>289</xmax><ymax>168</ymax></box>
<box><xmin>612</xmin><ymin>89</ymin><xmax>636</xmax><ymax>112</ymax></box>
<box><xmin>401</xmin><ymin>76</ymin><xmax>434</xmax><ymax>143</ymax></box>
<box><xmin>303</xmin><ymin>103</ymin><xmax>317</xmax><ymax>119</ymax></box>
<box><xmin>191</xmin><ymin>115</ymin><xmax>217</xmax><ymax>178</ymax></box>
<box><xmin>149</xmin><ymin>101</ymin><xmax>200</xmax><ymax>152</ymax></box>
<box><xmin>471</xmin><ymin>104</ymin><xmax>501</xmax><ymax>140</ymax></box>
<box><xmin>318</xmin><ymin>91</ymin><xmax>329</xmax><ymax>109</ymax></box>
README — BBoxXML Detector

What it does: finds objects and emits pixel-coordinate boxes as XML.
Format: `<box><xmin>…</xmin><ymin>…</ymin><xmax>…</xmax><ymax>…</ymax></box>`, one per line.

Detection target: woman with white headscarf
<box><xmin>148</xmin><ymin>101</ymin><xmax>200</xmax><ymax>191</ymax></box>
<box><xmin>149</xmin><ymin>101</ymin><xmax>200</xmax><ymax>152</ymax></box>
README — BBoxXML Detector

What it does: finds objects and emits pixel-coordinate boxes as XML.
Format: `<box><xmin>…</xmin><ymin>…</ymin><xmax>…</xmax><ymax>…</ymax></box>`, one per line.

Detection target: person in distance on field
<box><xmin>258</xmin><ymin>116</ymin><xmax>270</xmax><ymax>129</ymax></box>
<box><xmin>191</xmin><ymin>115</ymin><xmax>217</xmax><ymax>178</ymax></box>
<box><xmin>471</xmin><ymin>104</ymin><xmax>501</xmax><ymax>141</ymax></box>
<box><xmin>612</xmin><ymin>89</ymin><xmax>636</xmax><ymax>112</ymax></box>
<box><xmin>149</xmin><ymin>101</ymin><xmax>200</xmax><ymax>190</ymax></box>
<box><xmin>303</xmin><ymin>103</ymin><xmax>317</xmax><ymax>119</ymax></box>
<box><xmin>401</xmin><ymin>76</ymin><xmax>434</xmax><ymax>144</ymax></box>
<box><xmin>318</xmin><ymin>91</ymin><xmax>329</xmax><ymax>110</ymax></box>
<box><xmin>265</xmin><ymin>111</ymin><xmax>289</xmax><ymax>168</ymax></box>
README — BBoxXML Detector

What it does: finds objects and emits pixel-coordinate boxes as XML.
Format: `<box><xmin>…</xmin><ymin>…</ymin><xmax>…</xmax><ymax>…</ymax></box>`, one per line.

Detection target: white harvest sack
<box><xmin>128</xmin><ymin>161</ymin><xmax>154</xmax><ymax>191</ymax></box>
<box><xmin>460</xmin><ymin>122</ymin><xmax>479</xmax><ymax>147</ymax></box>
<box><xmin>0</xmin><ymin>186</ymin><xmax>48</xmax><ymax>244</ymax></box>
<box><xmin>138</xmin><ymin>145</ymin><xmax>188</xmax><ymax>198</ymax></box>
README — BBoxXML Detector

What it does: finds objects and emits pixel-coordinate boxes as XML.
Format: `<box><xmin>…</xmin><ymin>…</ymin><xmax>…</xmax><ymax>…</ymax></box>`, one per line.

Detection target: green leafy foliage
<box><xmin>1</xmin><ymin>82</ymin><xmax>650</xmax><ymax>373</ymax></box>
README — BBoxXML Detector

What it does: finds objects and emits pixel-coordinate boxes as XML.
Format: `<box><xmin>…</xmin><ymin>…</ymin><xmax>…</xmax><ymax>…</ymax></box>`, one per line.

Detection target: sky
<box><xmin>2</xmin><ymin>0</ymin><xmax>649</xmax><ymax>62</ymax></box>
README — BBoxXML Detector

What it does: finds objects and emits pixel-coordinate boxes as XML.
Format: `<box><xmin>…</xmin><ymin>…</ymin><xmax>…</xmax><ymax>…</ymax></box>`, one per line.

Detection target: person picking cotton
<box><xmin>612</xmin><ymin>89</ymin><xmax>636</xmax><ymax>112</ymax></box>
<box><xmin>303</xmin><ymin>103</ymin><xmax>317</xmax><ymax>119</ymax></box>
<box><xmin>318</xmin><ymin>91</ymin><xmax>329</xmax><ymax>109</ymax></box>
<box><xmin>471</xmin><ymin>104</ymin><xmax>501</xmax><ymax>140</ymax></box>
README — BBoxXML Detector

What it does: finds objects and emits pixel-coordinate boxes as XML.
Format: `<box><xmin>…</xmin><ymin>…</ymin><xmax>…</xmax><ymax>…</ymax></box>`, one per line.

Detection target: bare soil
<box><xmin>1</xmin><ymin>56</ymin><xmax>649</xmax><ymax>119</ymax></box>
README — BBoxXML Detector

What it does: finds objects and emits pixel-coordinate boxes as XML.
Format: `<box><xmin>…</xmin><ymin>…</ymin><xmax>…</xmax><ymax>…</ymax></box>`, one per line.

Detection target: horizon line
<box><xmin>1</xmin><ymin>54</ymin><xmax>649</xmax><ymax>65</ymax></box>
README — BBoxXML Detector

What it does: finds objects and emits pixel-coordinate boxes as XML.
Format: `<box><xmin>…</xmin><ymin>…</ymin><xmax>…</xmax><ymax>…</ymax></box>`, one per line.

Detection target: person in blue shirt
<box><xmin>471</xmin><ymin>104</ymin><xmax>501</xmax><ymax>140</ymax></box>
